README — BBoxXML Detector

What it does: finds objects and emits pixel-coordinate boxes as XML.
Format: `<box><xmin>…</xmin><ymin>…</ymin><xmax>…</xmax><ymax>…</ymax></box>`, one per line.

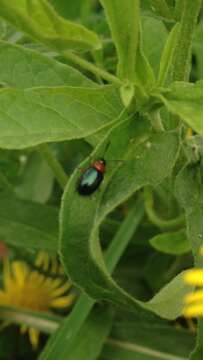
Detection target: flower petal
<box><xmin>35</xmin><ymin>251</ymin><xmax>49</xmax><ymax>271</ymax></box>
<box><xmin>0</xmin><ymin>290</ymin><xmax>8</xmax><ymax>303</ymax></box>
<box><xmin>184</xmin><ymin>269</ymin><xmax>203</xmax><ymax>286</ymax></box>
<box><xmin>12</xmin><ymin>261</ymin><xmax>28</xmax><ymax>287</ymax></box>
<box><xmin>50</xmin><ymin>282</ymin><xmax>72</xmax><ymax>298</ymax></box>
<box><xmin>29</xmin><ymin>271</ymin><xmax>44</xmax><ymax>284</ymax></box>
<box><xmin>185</xmin><ymin>289</ymin><xmax>203</xmax><ymax>304</ymax></box>
<box><xmin>3</xmin><ymin>259</ymin><xmax>13</xmax><ymax>290</ymax></box>
<box><xmin>50</xmin><ymin>294</ymin><xmax>75</xmax><ymax>308</ymax></box>
<box><xmin>184</xmin><ymin>304</ymin><xmax>203</xmax><ymax>317</ymax></box>
<box><xmin>44</xmin><ymin>278</ymin><xmax>62</xmax><ymax>289</ymax></box>
<box><xmin>29</xmin><ymin>327</ymin><xmax>40</xmax><ymax>349</ymax></box>
<box><xmin>50</xmin><ymin>256</ymin><xmax>58</xmax><ymax>274</ymax></box>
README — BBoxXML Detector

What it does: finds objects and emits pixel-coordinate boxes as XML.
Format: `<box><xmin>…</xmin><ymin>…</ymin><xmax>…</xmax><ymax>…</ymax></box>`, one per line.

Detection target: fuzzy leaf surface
<box><xmin>0</xmin><ymin>85</ymin><xmax>123</xmax><ymax>149</ymax></box>
<box><xmin>157</xmin><ymin>82</ymin><xmax>203</xmax><ymax>137</ymax></box>
<box><xmin>0</xmin><ymin>192</ymin><xmax>58</xmax><ymax>251</ymax></box>
<box><xmin>0</xmin><ymin>0</ymin><xmax>101</xmax><ymax>52</ymax></box>
<box><xmin>0</xmin><ymin>41</ymin><xmax>93</xmax><ymax>88</ymax></box>
<box><xmin>60</xmin><ymin>117</ymin><xmax>192</xmax><ymax>319</ymax></box>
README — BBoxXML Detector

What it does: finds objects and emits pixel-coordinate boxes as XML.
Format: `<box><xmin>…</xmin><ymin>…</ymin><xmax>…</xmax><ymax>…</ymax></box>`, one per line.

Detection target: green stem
<box><xmin>150</xmin><ymin>111</ymin><xmax>165</xmax><ymax>132</ymax></box>
<box><xmin>151</xmin><ymin>0</ymin><xmax>173</xmax><ymax>19</ymax></box>
<box><xmin>105</xmin><ymin>199</ymin><xmax>144</xmax><ymax>272</ymax></box>
<box><xmin>91</xmin><ymin>51</ymin><xmax>104</xmax><ymax>85</ymax></box>
<box><xmin>62</xmin><ymin>51</ymin><xmax>122</xmax><ymax>85</ymax></box>
<box><xmin>144</xmin><ymin>187</ymin><xmax>185</xmax><ymax>230</ymax></box>
<box><xmin>0</xmin><ymin>306</ymin><xmax>61</xmax><ymax>334</ymax></box>
<box><xmin>172</xmin><ymin>0</ymin><xmax>201</xmax><ymax>81</ymax></box>
<box><xmin>38</xmin><ymin>144</ymin><xmax>68</xmax><ymax>190</ymax></box>
<box><xmin>39</xmin><ymin>199</ymin><xmax>144</xmax><ymax>360</ymax></box>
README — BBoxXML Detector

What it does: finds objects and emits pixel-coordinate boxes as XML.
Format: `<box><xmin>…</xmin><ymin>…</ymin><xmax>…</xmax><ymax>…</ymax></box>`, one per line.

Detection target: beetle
<box><xmin>77</xmin><ymin>158</ymin><xmax>106</xmax><ymax>196</ymax></box>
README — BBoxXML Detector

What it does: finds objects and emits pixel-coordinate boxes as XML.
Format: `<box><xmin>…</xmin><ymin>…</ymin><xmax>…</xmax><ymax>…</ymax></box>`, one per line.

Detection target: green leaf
<box><xmin>193</xmin><ymin>22</ymin><xmax>203</xmax><ymax>79</ymax></box>
<box><xmin>0</xmin><ymin>327</ymin><xmax>18</xmax><ymax>360</ymax></box>
<box><xmin>60</xmin><ymin>116</ymin><xmax>190</xmax><ymax>319</ymax></box>
<box><xmin>175</xmin><ymin>164</ymin><xmax>203</xmax><ymax>359</ymax></box>
<box><xmin>49</xmin><ymin>0</ymin><xmax>83</xmax><ymax>20</ymax></box>
<box><xmin>0</xmin><ymin>85</ymin><xmax>123</xmax><ymax>149</ymax></box>
<box><xmin>182</xmin><ymin>218</ymin><xmax>203</xmax><ymax>357</ymax></box>
<box><xmin>157</xmin><ymin>23</ymin><xmax>180</xmax><ymax>86</ymax></box>
<box><xmin>120</xmin><ymin>83</ymin><xmax>135</xmax><ymax>108</ymax></box>
<box><xmin>149</xmin><ymin>229</ymin><xmax>191</xmax><ymax>255</ymax></box>
<box><xmin>0</xmin><ymin>191</ymin><xmax>58</xmax><ymax>251</ymax></box>
<box><xmin>40</xmin><ymin>200</ymin><xmax>144</xmax><ymax>360</ymax></box>
<box><xmin>99</xmin><ymin>0</ymin><xmax>140</xmax><ymax>81</ymax></box>
<box><xmin>0</xmin><ymin>42</ymin><xmax>115</xmax><ymax>148</ymax></box>
<box><xmin>61</xmin><ymin>305</ymin><xmax>113</xmax><ymax>360</ymax></box>
<box><xmin>175</xmin><ymin>164</ymin><xmax>203</xmax><ymax>214</ymax></box>
<box><xmin>134</xmin><ymin>44</ymin><xmax>155</xmax><ymax>90</ymax></box>
<box><xmin>16</xmin><ymin>152</ymin><xmax>53</xmax><ymax>203</ymax></box>
<box><xmin>190</xmin><ymin>321</ymin><xmax>203</xmax><ymax>360</ymax></box>
<box><xmin>150</xmin><ymin>0</ymin><xmax>173</xmax><ymax>19</ymax></box>
<box><xmin>0</xmin><ymin>0</ymin><xmax>101</xmax><ymax>52</ymax></box>
<box><xmin>31</xmin><ymin>298</ymin><xmax>112</xmax><ymax>360</ymax></box>
<box><xmin>0</xmin><ymin>41</ymin><xmax>93</xmax><ymax>88</ymax></box>
<box><xmin>101</xmin><ymin>339</ymin><xmax>189</xmax><ymax>360</ymax></box>
<box><xmin>156</xmin><ymin>81</ymin><xmax>203</xmax><ymax>137</ymax></box>
<box><xmin>147</xmin><ymin>271</ymin><xmax>194</xmax><ymax>319</ymax></box>
<box><xmin>104</xmin><ymin>310</ymin><xmax>195</xmax><ymax>359</ymax></box>
<box><xmin>141</xmin><ymin>16</ymin><xmax>168</xmax><ymax>77</ymax></box>
<box><xmin>39</xmin><ymin>295</ymin><xmax>94</xmax><ymax>360</ymax></box>
<box><xmin>0</xmin><ymin>304</ymin><xmax>112</xmax><ymax>360</ymax></box>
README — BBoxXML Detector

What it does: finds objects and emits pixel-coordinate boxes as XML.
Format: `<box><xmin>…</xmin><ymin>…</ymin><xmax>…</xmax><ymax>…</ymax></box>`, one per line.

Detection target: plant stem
<box><xmin>144</xmin><ymin>187</ymin><xmax>185</xmax><ymax>230</ymax></box>
<box><xmin>38</xmin><ymin>144</ymin><xmax>68</xmax><ymax>190</ymax></box>
<box><xmin>105</xmin><ymin>198</ymin><xmax>144</xmax><ymax>272</ymax></box>
<box><xmin>39</xmin><ymin>199</ymin><xmax>144</xmax><ymax>360</ymax></box>
<box><xmin>151</xmin><ymin>0</ymin><xmax>173</xmax><ymax>19</ymax></box>
<box><xmin>63</xmin><ymin>51</ymin><xmax>122</xmax><ymax>85</ymax></box>
<box><xmin>150</xmin><ymin>111</ymin><xmax>165</xmax><ymax>132</ymax></box>
<box><xmin>172</xmin><ymin>0</ymin><xmax>201</xmax><ymax>81</ymax></box>
<box><xmin>0</xmin><ymin>306</ymin><xmax>61</xmax><ymax>334</ymax></box>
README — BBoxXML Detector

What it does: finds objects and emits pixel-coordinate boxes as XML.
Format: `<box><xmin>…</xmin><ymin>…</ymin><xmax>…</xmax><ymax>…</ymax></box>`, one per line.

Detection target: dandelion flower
<box><xmin>0</xmin><ymin>257</ymin><xmax>75</xmax><ymax>349</ymax></box>
<box><xmin>183</xmin><ymin>246</ymin><xmax>203</xmax><ymax>317</ymax></box>
<box><xmin>35</xmin><ymin>250</ymin><xmax>64</xmax><ymax>275</ymax></box>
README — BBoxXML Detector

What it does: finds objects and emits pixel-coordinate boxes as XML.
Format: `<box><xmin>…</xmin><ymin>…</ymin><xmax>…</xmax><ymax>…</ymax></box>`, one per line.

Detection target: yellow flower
<box><xmin>35</xmin><ymin>250</ymin><xmax>64</xmax><ymax>275</ymax></box>
<box><xmin>183</xmin><ymin>246</ymin><xmax>203</xmax><ymax>317</ymax></box>
<box><xmin>0</xmin><ymin>256</ymin><xmax>75</xmax><ymax>349</ymax></box>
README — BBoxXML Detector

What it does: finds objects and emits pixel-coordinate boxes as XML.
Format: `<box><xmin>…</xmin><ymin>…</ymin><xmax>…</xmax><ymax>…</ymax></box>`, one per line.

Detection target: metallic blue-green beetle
<box><xmin>77</xmin><ymin>159</ymin><xmax>106</xmax><ymax>196</ymax></box>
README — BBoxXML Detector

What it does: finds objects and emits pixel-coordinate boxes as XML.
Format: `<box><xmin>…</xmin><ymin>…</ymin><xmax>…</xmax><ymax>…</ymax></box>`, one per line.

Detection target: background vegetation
<box><xmin>0</xmin><ymin>0</ymin><xmax>202</xmax><ymax>359</ymax></box>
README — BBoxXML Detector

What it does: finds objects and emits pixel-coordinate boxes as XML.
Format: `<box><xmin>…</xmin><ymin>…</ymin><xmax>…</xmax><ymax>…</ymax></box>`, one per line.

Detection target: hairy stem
<box><xmin>172</xmin><ymin>0</ymin><xmax>201</xmax><ymax>81</ymax></box>
<box><xmin>63</xmin><ymin>51</ymin><xmax>122</xmax><ymax>85</ymax></box>
<box><xmin>150</xmin><ymin>111</ymin><xmax>165</xmax><ymax>132</ymax></box>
